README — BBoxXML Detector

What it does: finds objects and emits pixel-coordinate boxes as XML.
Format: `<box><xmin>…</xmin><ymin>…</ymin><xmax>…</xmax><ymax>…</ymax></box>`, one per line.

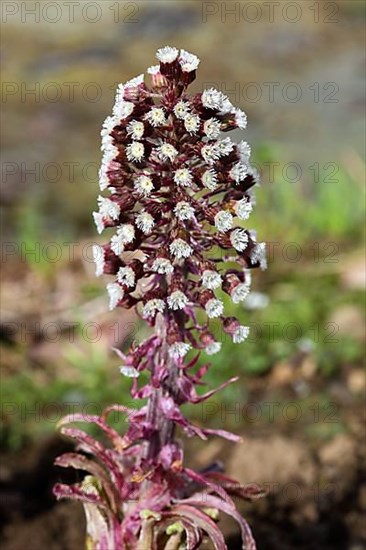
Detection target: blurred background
<box><xmin>1</xmin><ymin>1</ymin><xmax>365</xmax><ymax>549</ymax></box>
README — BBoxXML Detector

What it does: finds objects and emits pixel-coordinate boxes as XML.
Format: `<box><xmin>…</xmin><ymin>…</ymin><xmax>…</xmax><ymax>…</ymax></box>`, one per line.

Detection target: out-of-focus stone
<box><xmin>228</xmin><ymin>435</ymin><xmax>316</xmax><ymax>488</ymax></box>
<box><xmin>227</xmin><ymin>435</ymin><xmax>318</xmax><ymax>524</ymax></box>
<box><xmin>269</xmin><ymin>361</ymin><xmax>294</xmax><ymax>387</ymax></box>
<box><xmin>328</xmin><ymin>305</ymin><xmax>365</xmax><ymax>340</ymax></box>
<box><xmin>300</xmin><ymin>355</ymin><xmax>318</xmax><ymax>379</ymax></box>
<box><xmin>340</xmin><ymin>254</ymin><xmax>366</xmax><ymax>290</ymax></box>
<box><xmin>347</xmin><ymin>369</ymin><xmax>366</xmax><ymax>394</ymax></box>
<box><xmin>318</xmin><ymin>434</ymin><xmax>358</xmax><ymax>499</ymax></box>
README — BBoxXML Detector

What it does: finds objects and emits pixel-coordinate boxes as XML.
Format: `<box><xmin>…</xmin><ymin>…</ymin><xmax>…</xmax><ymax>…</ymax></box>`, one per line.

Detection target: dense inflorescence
<box><xmin>54</xmin><ymin>46</ymin><xmax>265</xmax><ymax>550</ymax></box>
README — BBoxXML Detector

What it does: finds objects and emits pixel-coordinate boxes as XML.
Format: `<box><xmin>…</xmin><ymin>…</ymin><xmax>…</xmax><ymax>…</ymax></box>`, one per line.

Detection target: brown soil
<box><xmin>1</xmin><ymin>419</ymin><xmax>365</xmax><ymax>550</ymax></box>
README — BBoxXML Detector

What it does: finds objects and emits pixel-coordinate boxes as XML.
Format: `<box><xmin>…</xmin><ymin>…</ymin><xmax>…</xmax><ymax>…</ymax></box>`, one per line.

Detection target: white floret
<box><xmin>174</xmin><ymin>201</ymin><xmax>195</xmax><ymax>221</ymax></box>
<box><xmin>179</xmin><ymin>49</ymin><xmax>200</xmax><ymax>72</ymax></box>
<box><xmin>231</xmin><ymin>283</ymin><xmax>250</xmax><ymax>304</ymax></box>
<box><xmin>202</xmin><ymin>88</ymin><xmax>224</xmax><ymax>110</ymax></box>
<box><xmin>92</xmin><ymin>244</ymin><xmax>104</xmax><ymax>277</ymax></box>
<box><xmin>230</xmin><ymin>162</ymin><xmax>248</xmax><ymax>183</ymax></box>
<box><xmin>205</xmin><ymin>298</ymin><xmax>224</xmax><ymax>318</ymax></box>
<box><xmin>126</xmin><ymin>120</ymin><xmax>145</xmax><ymax>140</ymax></box>
<box><xmin>117</xmin><ymin>266</ymin><xmax>135</xmax><ymax>288</ymax></box>
<box><xmin>184</xmin><ymin>113</ymin><xmax>200</xmax><ymax>134</ymax></box>
<box><xmin>203</xmin><ymin>118</ymin><xmax>221</xmax><ymax>139</ymax></box>
<box><xmin>173</xmin><ymin>168</ymin><xmax>193</xmax><ymax>187</ymax></box>
<box><xmin>219</xmin><ymin>96</ymin><xmax>233</xmax><ymax>114</ymax></box>
<box><xmin>216</xmin><ymin>137</ymin><xmax>234</xmax><ymax>157</ymax></box>
<box><xmin>152</xmin><ymin>258</ymin><xmax>174</xmax><ymax>274</ymax></box>
<box><xmin>110</xmin><ymin>224</ymin><xmax>135</xmax><ymax>255</ymax></box>
<box><xmin>201</xmin><ymin>144</ymin><xmax>220</xmax><ymax>164</ymax></box>
<box><xmin>93</xmin><ymin>212</ymin><xmax>105</xmax><ymax>234</ymax></box>
<box><xmin>126</xmin><ymin>141</ymin><xmax>145</xmax><ymax>162</ymax></box>
<box><xmin>145</xmin><ymin>107</ymin><xmax>166</xmax><ymax>127</ymax></box>
<box><xmin>251</xmin><ymin>242</ymin><xmax>267</xmax><ymax>270</ymax></box>
<box><xmin>214</xmin><ymin>211</ymin><xmax>233</xmax><ymax>232</ymax></box>
<box><xmin>125</xmin><ymin>74</ymin><xmax>144</xmax><ymax>88</ymax></box>
<box><xmin>99</xmin><ymin>146</ymin><xmax>119</xmax><ymax>190</ymax></box>
<box><xmin>157</xmin><ymin>143</ymin><xmax>178</xmax><ymax>162</ymax></box>
<box><xmin>233</xmin><ymin>108</ymin><xmax>247</xmax><ymax>129</ymax></box>
<box><xmin>135</xmin><ymin>210</ymin><xmax>154</xmax><ymax>234</ymax></box>
<box><xmin>230</xmin><ymin>229</ymin><xmax>248</xmax><ymax>252</ymax></box>
<box><xmin>97</xmin><ymin>196</ymin><xmax>120</xmax><ymax>220</ymax></box>
<box><xmin>120</xmin><ymin>366</ymin><xmax>140</xmax><ymax>378</ymax></box>
<box><xmin>201</xmin><ymin>169</ymin><xmax>218</xmax><ymax>190</ymax></box>
<box><xmin>134</xmin><ymin>174</ymin><xmax>154</xmax><ymax>196</ymax></box>
<box><xmin>235</xmin><ymin>198</ymin><xmax>253</xmax><ymax>220</ymax></box>
<box><xmin>113</xmin><ymin>98</ymin><xmax>134</xmax><ymax>120</ymax></box>
<box><xmin>100</xmin><ymin>115</ymin><xmax>117</xmax><ymax>151</ymax></box>
<box><xmin>167</xmin><ymin>290</ymin><xmax>189</xmax><ymax>310</ymax></box>
<box><xmin>174</xmin><ymin>101</ymin><xmax>190</xmax><ymax>119</ymax></box>
<box><xmin>168</xmin><ymin>342</ymin><xmax>191</xmax><ymax>359</ymax></box>
<box><xmin>201</xmin><ymin>270</ymin><xmax>222</xmax><ymax>290</ymax></box>
<box><xmin>142</xmin><ymin>299</ymin><xmax>165</xmax><ymax>319</ymax></box>
<box><xmin>170</xmin><ymin>239</ymin><xmax>193</xmax><ymax>259</ymax></box>
<box><xmin>156</xmin><ymin>46</ymin><xmax>179</xmax><ymax>63</ymax></box>
<box><xmin>238</xmin><ymin>140</ymin><xmax>251</xmax><ymax>162</ymax></box>
<box><xmin>233</xmin><ymin>325</ymin><xmax>250</xmax><ymax>343</ymax></box>
<box><xmin>205</xmin><ymin>341</ymin><xmax>222</xmax><ymax>355</ymax></box>
<box><xmin>107</xmin><ymin>282</ymin><xmax>124</xmax><ymax>310</ymax></box>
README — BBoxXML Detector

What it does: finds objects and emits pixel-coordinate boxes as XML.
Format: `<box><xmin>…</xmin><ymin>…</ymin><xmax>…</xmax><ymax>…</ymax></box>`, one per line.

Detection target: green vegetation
<box><xmin>1</xmin><ymin>146</ymin><xmax>364</xmax><ymax>450</ymax></box>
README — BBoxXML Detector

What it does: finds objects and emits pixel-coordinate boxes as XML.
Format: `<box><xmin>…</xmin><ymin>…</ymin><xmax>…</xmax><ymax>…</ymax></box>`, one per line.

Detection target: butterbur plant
<box><xmin>54</xmin><ymin>46</ymin><xmax>267</xmax><ymax>549</ymax></box>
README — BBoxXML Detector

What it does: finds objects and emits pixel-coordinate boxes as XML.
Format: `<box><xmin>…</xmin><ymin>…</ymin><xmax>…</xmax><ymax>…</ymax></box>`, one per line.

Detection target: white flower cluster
<box><xmin>230</xmin><ymin>229</ymin><xmax>249</xmax><ymax>252</ymax></box>
<box><xmin>230</xmin><ymin>162</ymin><xmax>248</xmax><ymax>184</ymax></box>
<box><xmin>93</xmin><ymin>196</ymin><xmax>121</xmax><ymax>234</ymax></box>
<box><xmin>126</xmin><ymin>141</ymin><xmax>145</xmax><ymax>162</ymax></box>
<box><xmin>93</xmin><ymin>45</ymin><xmax>266</xmax><ymax>363</ymax></box>
<box><xmin>99</xmin><ymin>116</ymin><xmax>119</xmax><ymax>191</ymax></box>
<box><xmin>203</xmin><ymin>118</ymin><xmax>221</xmax><ymax>139</ymax></box>
<box><xmin>231</xmin><ymin>283</ymin><xmax>250</xmax><ymax>304</ymax></box>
